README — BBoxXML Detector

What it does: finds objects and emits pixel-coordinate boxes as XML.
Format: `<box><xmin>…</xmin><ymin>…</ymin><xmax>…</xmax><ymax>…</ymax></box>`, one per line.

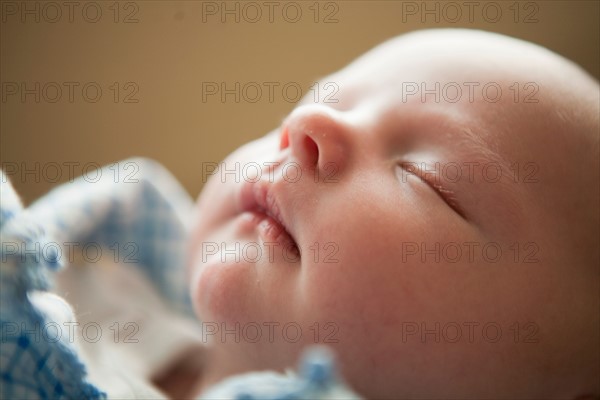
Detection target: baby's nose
<box><xmin>281</xmin><ymin>104</ymin><xmax>352</xmax><ymax>178</ymax></box>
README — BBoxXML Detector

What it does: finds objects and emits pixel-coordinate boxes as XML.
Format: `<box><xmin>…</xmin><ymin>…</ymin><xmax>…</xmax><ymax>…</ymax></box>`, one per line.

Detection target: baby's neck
<box><xmin>151</xmin><ymin>344</ymin><xmax>255</xmax><ymax>398</ymax></box>
<box><xmin>150</xmin><ymin>345</ymin><xmax>204</xmax><ymax>398</ymax></box>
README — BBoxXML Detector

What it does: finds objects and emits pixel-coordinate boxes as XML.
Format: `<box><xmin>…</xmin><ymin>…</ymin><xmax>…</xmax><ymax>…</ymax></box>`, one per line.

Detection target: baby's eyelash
<box><xmin>428</xmin><ymin>180</ymin><xmax>466</xmax><ymax>218</ymax></box>
<box><xmin>399</xmin><ymin>163</ymin><xmax>467</xmax><ymax>219</ymax></box>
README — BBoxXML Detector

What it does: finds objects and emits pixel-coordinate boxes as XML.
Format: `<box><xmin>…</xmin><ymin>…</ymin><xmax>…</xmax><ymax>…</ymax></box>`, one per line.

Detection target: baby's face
<box><xmin>189</xmin><ymin>30</ymin><xmax>599</xmax><ymax>398</ymax></box>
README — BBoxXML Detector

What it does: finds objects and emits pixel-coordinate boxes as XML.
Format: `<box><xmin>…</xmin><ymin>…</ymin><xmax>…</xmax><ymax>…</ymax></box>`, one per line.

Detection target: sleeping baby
<box><xmin>186</xmin><ymin>29</ymin><xmax>599</xmax><ymax>399</ymax></box>
<box><xmin>1</xmin><ymin>29</ymin><xmax>598</xmax><ymax>399</ymax></box>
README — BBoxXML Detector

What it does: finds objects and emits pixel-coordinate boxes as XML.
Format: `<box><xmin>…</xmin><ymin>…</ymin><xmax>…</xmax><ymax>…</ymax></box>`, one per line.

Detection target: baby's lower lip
<box><xmin>242</xmin><ymin>211</ymin><xmax>299</xmax><ymax>257</ymax></box>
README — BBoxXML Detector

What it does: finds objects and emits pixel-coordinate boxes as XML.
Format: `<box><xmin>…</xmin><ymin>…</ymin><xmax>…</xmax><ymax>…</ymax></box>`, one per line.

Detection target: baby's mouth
<box><xmin>237</xmin><ymin>177</ymin><xmax>299</xmax><ymax>258</ymax></box>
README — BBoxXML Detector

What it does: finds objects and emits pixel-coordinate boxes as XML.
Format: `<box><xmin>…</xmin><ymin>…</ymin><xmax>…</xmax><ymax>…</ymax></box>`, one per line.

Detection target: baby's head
<box><xmin>189</xmin><ymin>29</ymin><xmax>599</xmax><ymax>398</ymax></box>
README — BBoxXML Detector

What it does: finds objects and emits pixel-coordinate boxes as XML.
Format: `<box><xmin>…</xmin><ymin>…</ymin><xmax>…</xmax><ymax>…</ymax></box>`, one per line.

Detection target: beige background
<box><xmin>1</xmin><ymin>0</ymin><xmax>598</xmax><ymax>204</ymax></box>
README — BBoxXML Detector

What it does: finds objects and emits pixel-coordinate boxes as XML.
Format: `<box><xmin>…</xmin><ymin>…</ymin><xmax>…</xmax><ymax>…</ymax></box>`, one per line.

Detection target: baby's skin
<box><xmin>187</xmin><ymin>29</ymin><xmax>599</xmax><ymax>399</ymax></box>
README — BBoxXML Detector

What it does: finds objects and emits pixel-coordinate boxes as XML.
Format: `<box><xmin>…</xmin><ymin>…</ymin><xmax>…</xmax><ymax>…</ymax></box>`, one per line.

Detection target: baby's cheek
<box><xmin>190</xmin><ymin>259</ymin><xmax>257</xmax><ymax>325</ymax></box>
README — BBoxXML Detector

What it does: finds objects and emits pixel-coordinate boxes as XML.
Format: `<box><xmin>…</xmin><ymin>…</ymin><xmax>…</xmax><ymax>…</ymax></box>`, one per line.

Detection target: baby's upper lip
<box><xmin>237</xmin><ymin>174</ymin><xmax>297</xmax><ymax>245</ymax></box>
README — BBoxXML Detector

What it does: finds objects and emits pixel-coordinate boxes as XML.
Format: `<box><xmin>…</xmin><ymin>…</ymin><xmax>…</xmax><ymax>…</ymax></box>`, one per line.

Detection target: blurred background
<box><xmin>1</xmin><ymin>0</ymin><xmax>599</xmax><ymax>204</ymax></box>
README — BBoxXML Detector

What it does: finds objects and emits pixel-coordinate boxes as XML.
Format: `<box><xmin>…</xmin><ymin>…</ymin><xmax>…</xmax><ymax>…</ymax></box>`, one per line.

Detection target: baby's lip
<box><xmin>237</xmin><ymin>174</ymin><xmax>298</xmax><ymax>251</ymax></box>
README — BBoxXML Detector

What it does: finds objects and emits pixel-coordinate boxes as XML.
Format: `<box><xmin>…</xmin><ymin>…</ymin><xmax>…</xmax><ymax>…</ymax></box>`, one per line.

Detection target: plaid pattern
<box><xmin>1</xmin><ymin>160</ymin><xmax>360</xmax><ymax>399</ymax></box>
<box><xmin>25</xmin><ymin>158</ymin><xmax>195</xmax><ymax>315</ymax></box>
<box><xmin>1</xmin><ymin>170</ymin><xmax>105</xmax><ymax>399</ymax></box>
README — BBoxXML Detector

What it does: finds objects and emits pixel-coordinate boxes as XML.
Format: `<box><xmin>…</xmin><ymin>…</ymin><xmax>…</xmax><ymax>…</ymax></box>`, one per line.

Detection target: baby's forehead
<box><xmin>329</xmin><ymin>30</ymin><xmax>593</xmax><ymax>102</ymax></box>
<box><xmin>322</xmin><ymin>31</ymin><xmax>596</xmax><ymax>137</ymax></box>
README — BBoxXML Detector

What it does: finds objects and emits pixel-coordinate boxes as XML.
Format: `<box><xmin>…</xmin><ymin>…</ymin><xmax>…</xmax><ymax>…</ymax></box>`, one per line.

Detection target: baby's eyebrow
<box><xmin>457</xmin><ymin>127</ymin><xmax>516</xmax><ymax>184</ymax></box>
<box><xmin>452</xmin><ymin>126</ymin><xmax>526</xmax><ymax>228</ymax></box>
<box><xmin>425</xmin><ymin>106</ymin><xmax>515</xmax><ymax>182</ymax></box>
